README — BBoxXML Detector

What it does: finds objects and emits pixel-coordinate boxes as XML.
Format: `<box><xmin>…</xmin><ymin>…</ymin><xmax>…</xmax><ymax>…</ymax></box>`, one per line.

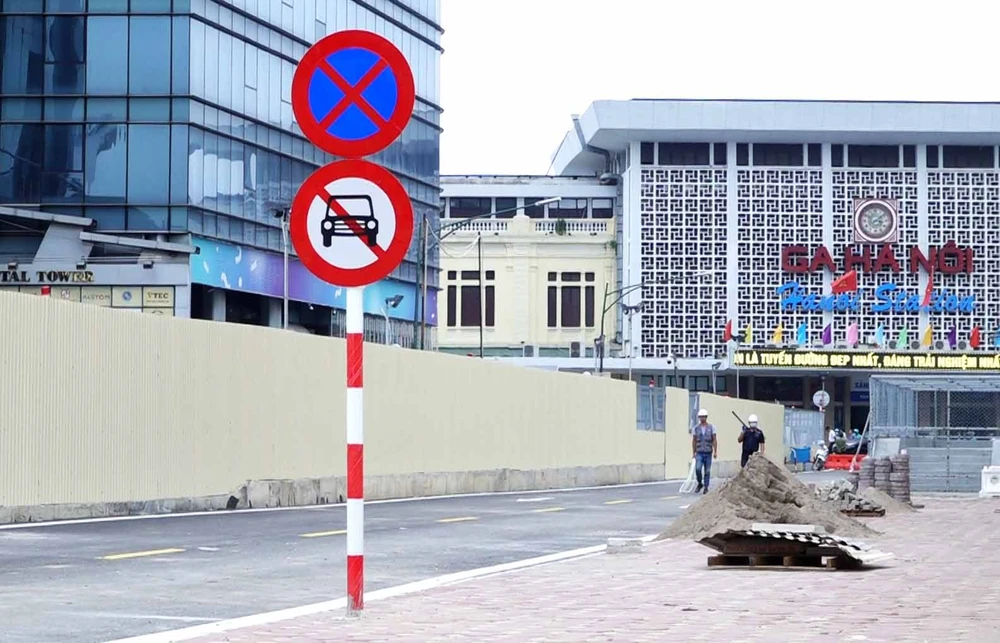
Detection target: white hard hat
<box><xmin>748</xmin><ymin>414</ymin><xmax>758</xmax><ymax>424</ymax></box>
<box><xmin>697</xmin><ymin>409</ymin><xmax>708</xmax><ymax>417</ymax></box>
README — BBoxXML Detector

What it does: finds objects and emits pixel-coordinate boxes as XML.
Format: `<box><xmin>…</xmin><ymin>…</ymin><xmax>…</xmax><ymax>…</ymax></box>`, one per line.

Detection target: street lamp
<box><xmin>621</xmin><ymin>301</ymin><xmax>643</xmax><ymax>381</ymax></box>
<box><xmin>596</xmin><ymin>270</ymin><xmax>712</xmax><ymax>373</ymax></box>
<box><xmin>382</xmin><ymin>294</ymin><xmax>404</xmax><ymax>345</ymax></box>
<box><xmin>413</xmin><ymin>196</ymin><xmax>561</xmax><ymax>349</ymax></box>
<box><xmin>272</xmin><ymin>207</ymin><xmax>290</xmax><ymax>330</ymax></box>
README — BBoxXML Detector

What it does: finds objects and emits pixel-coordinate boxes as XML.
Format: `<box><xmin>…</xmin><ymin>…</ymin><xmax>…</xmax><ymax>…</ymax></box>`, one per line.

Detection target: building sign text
<box><xmin>781</xmin><ymin>243</ymin><xmax>974</xmax><ymax>275</ymax></box>
<box><xmin>776</xmin><ymin>282</ymin><xmax>976</xmax><ymax>314</ymax></box>
<box><xmin>734</xmin><ymin>348</ymin><xmax>999</xmax><ymax>372</ymax></box>
<box><xmin>0</xmin><ymin>270</ymin><xmax>95</xmax><ymax>284</ymax></box>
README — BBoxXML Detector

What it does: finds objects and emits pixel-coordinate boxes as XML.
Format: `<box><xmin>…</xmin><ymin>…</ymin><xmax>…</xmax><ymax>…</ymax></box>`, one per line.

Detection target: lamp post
<box><xmin>621</xmin><ymin>301</ymin><xmax>643</xmax><ymax>381</ymax></box>
<box><xmin>414</xmin><ymin>196</ymin><xmax>561</xmax><ymax>350</ymax></box>
<box><xmin>272</xmin><ymin>208</ymin><xmax>290</xmax><ymax>330</ymax></box>
<box><xmin>597</xmin><ymin>271</ymin><xmax>712</xmax><ymax>374</ymax></box>
<box><xmin>382</xmin><ymin>294</ymin><xmax>404</xmax><ymax>345</ymax></box>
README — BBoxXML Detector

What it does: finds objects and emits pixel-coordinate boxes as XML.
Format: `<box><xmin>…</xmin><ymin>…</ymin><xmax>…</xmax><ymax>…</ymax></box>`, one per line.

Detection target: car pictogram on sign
<box><xmin>322</xmin><ymin>194</ymin><xmax>379</xmax><ymax>248</ymax></box>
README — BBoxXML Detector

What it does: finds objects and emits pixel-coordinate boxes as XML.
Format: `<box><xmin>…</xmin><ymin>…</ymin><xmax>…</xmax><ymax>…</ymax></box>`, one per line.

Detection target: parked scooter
<box><xmin>813</xmin><ymin>440</ymin><xmax>829</xmax><ymax>471</ymax></box>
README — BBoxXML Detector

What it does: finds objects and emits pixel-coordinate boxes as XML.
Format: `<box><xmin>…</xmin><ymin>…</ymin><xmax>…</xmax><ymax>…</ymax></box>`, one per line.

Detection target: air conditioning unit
<box><xmin>522</xmin><ymin>344</ymin><xmax>537</xmax><ymax>358</ymax></box>
<box><xmin>569</xmin><ymin>341</ymin><xmax>582</xmax><ymax>358</ymax></box>
<box><xmin>934</xmin><ymin>340</ymin><xmax>946</xmax><ymax>350</ymax></box>
<box><xmin>956</xmin><ymin>340</ymin><xmax>969</xmax><ymax>351</ymax></box>
<box><xmin>910</xmin><ymin>340</ymin><xmax>922</xmax><ymax>350</ymax></box>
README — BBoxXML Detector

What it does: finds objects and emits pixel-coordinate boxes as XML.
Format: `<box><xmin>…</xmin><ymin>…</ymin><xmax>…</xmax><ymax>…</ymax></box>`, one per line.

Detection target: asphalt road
<box><xmin>0</xmin><ymin>471</ymin><xmax>843</xmax><ymax>643</ymax></box>
<box><xmin>0</xmin><ymin>481</ymin><xmax>693</xmax><ymax>643</ymax></box>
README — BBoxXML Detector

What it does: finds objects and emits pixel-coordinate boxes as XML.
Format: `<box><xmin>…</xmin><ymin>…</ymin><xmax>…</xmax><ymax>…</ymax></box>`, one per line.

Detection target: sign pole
<box><xmin>346</xmin><ymin>285</ymin><xmax>364</xmax><ymax>613</ymax></box>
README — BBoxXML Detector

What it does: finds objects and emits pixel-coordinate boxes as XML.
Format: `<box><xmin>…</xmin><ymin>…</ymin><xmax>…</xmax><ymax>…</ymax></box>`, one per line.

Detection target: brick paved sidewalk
<box><xmin>191</xmin><ymin>497</ymin><xmax>1000</xmax><ymax>643</ymax></box>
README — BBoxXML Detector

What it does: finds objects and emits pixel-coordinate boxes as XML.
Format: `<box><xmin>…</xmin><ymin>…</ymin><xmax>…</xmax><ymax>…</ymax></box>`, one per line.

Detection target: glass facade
<box><xmin>0</xmin><ymin>0</ymin><xmax>442</xmax><ymax>288</ymax></box>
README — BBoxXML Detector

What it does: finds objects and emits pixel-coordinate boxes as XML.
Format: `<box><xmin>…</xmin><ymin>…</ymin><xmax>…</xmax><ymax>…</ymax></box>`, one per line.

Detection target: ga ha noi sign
<box><xmin>733</xmin><ymin>348</ymin><xmax>1000</xmax><ymax>372</ymax></box>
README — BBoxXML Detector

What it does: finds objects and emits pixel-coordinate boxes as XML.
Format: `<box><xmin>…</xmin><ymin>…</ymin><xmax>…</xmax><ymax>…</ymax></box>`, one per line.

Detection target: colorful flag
<box><xmin>846</xmin><ymin>322</ymin><xmax>859</xmax><ymax>347</ymax></box>
<box><xmin>922</xmin><ymin>275</ymin><xmax>934</xmax><ymax>308</ymax></box>
<box><xmin>874</xmin><ymin>324</ymin><xmax>885</xmax><ymax>348</ymax></box>
<box><xmin>796</xmin><ymin>322</ymin><xmax>807</xmax><ymax>346</ymax></box>
<box><xmin>821</xmin><ymin>323</ymin><xmax>832</xmax><ymax>346</ymax></box>
<box><xmin>744</xmin><ymin>323</ymin><xmax>753</xmax><ymax>345</ymax></box>
<box><xmin>994</xmin><ymin>329</ymin><xmax>1000</xmax><ymax>348</ymax></box>
<box><xmin>831</xmin><ymin>270</ymin><xmax>858</xmax><ymax>294</ymax></box>
<box><xmin>898</xmin><ymin>327</ymin><xmax>909</xmax><ymax>347</ymax></box>
<box><xmin>723</xmin><ymin>320</ymin><xmax>733</xmax><ymax>342</ymax></box>
<box><xmin>971</xmin><ymin>326</ymin><xmax>982</xmax><ymax>349</ymax></box>
<box><xmin>922</xmin><ymin>325</ymin><xmax>933</xmax><ymax>347</ymax></box>
<box><xmin>772</xmin><ymin>323</ymin><xmax>783</xmax><ymax>344</ymax></box>
<box><xmin>947</xmin><ymin>326</ymin><xmax>957</xmax><ymax>349</ymax></box>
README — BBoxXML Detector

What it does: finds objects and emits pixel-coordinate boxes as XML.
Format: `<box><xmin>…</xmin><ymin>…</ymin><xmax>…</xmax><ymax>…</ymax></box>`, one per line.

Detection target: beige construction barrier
<box><xmin>0</xmin><ymin>292</ymin><xmax>664</xmax><ymax>523</ymax></box>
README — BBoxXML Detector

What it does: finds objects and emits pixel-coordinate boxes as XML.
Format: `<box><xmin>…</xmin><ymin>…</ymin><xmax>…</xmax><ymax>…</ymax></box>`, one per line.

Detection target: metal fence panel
<box><xmin>637</xmin><ymin>385</ymin><xmax>665</xmax><ymax>432</ymax></box>
<box><xmin>784</xmin><ymin>408</ymin><xmax>824</xmax><ymax>449</ymax></box>
<box><xmin>870</xmin><ymin>376</ymin><xmax>1000</xmax><ymax>492</ymax></box>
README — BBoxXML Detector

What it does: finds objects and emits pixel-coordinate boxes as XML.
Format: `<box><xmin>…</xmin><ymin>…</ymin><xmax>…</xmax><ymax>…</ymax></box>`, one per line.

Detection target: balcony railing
<box><xmin>533</xmin><ymin>220</ymin><xmax>610</xmax><ymax>235</ymax></box>
<box><xmin>440</xmin><ymin>218</ymin><xmax>611</xmax><ymax>237</ymax></box>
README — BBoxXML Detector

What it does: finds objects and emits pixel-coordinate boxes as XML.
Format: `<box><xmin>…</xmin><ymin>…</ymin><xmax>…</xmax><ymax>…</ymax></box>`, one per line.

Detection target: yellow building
<box><xmin>438</xmin><ymin>176</ymin><xmax>619</xmax><ymax>360</ymax></box>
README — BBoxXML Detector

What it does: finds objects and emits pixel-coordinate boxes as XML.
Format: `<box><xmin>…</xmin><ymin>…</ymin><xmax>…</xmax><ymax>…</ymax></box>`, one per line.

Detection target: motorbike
<box><xmin>813</xmin><ymin>440</ymin><xmax>829</xmax><ymax>471</ymax></box>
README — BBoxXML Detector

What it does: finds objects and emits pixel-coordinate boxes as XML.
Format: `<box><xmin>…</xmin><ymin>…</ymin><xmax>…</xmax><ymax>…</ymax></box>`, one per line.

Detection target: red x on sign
<box><xmin>292</xmin><ymin>30</ymin><xmax>415</xmax><ymax>158</ymax></box>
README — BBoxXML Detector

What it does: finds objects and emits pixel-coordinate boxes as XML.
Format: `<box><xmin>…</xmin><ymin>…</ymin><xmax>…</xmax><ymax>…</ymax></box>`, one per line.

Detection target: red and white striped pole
<box><xmin>345</xmin><ymin>286</ymin><xmax>364</xmax><ymax>612</ymax></box>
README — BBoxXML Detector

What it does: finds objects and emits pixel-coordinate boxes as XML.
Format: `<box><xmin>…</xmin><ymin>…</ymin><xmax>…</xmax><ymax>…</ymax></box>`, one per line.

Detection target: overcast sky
<box><xmin>439</xmin><ymin>0</ymin><xmax>1000</xmax><ymax>176</ymax></box>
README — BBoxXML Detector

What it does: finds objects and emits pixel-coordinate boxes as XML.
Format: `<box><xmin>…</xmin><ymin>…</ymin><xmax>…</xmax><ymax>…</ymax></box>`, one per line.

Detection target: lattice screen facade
<box><xmin>639</xmin><ymin>167</ymin><xmax>728</xmax><ymax>358</ymax></box>
<box><xmin>636</xmin><ymin>147</ymin><xmax>1000</xmax><ymax>360</ymax></box>
<box><xmin>830</xmin><ymin>170</ymin><xmax>919</xmax><ymax>341</ymax></box>
<box><xmin>926</xmin><ymin>171</ymin><xmax>1000</xmax><ymax>341</ymax></box>
<box><xmin>736</xmin><ymin>169</ymin><xmax>823</xmax><ymax>346</ymax></box>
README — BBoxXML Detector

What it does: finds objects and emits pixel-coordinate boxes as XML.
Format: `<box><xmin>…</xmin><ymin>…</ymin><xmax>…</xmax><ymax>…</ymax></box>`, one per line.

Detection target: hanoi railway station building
<box><xmin>443</xmin><ymin>99</ymin><xmax>1000</xmax><ymax>432</ymax></box>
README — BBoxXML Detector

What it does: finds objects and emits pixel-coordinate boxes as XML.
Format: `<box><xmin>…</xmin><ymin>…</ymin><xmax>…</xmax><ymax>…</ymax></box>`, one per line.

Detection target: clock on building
<box><xmin>853</xmin><ymin>198</ymin><xmax>899</xmax><ymax>243</ymax></box>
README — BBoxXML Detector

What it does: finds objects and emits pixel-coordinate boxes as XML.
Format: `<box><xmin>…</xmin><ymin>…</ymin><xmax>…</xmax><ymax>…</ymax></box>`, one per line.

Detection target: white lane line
<box><xmin>102</xmin><ymin>542</ymin><xmax>617</xmax><ymax>643</ymax></box>
<box><xmin>67</xmin><ymin>613</ymin><xmax>219</xmax><ymax>623</ymax></box>
<box><xmin>196</xmin><ymin>547</ymin><xmax>219</xmax><ymax>552</ymax></box>
<box><xmin>679</xmin><ymin>504</ymin><xmax>691</xmax><ymax>510</ymax></box>
<box><xmin>0</xmin><ymin>480</ymin><xmax>685</xmax><ymax>531</ymax></box>
<box><xmin>515</xmin><ymin>497</ymin><xmax>553</xmax><ymax>503</ymax></box>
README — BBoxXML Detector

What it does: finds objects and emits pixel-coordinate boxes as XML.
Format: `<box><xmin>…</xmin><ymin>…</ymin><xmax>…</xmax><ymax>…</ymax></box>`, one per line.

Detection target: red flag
<box><xmin>723</xmin><ymin>320</ymin><xmax>733</xmax><ymax>342</ymax></box>
<box><xmin>971</xmin><ymin>326</ymin><xmax>982</xmax><ymax>349</ymax></box>
<box><xmin>922</xmin><ymin>275</ymin><xmax>934</xmax><ymax>307</ymax></box>
<box><xmin>831</xmin><ymin>270</ymin><xmax>858</xmax><ymax>294</ymax></box>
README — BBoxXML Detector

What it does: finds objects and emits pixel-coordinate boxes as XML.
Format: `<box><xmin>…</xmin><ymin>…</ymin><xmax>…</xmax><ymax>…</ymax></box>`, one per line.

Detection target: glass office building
<box><xmin>0</xmin><ymin>0</ymin><xmax>441</xmax><ymax>344</ymax></box>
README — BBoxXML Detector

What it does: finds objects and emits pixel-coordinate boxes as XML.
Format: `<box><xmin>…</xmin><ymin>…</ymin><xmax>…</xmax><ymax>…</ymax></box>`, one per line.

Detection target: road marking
<box><xmin>0</xmin><ymin>480</ymin><xmax>688</xmax><ymax>531</ymax></box>
<box><xmin>661</xmin><ymin>495</ymin><xmax>680</xmax><ymax>500</ymax></box>
<box><xmin>603</xmin><ymin>499</ymin><xmax>633</xmax><ymax>505</ymax></box>
<box><xmin>299</xmin><ymin>529</ymin><xmax>347</xmax><ymax>538</ymax></box>
<box><xmin>436</xmin><ymin>516</ymin><xmax>478</xmax><ymax>523</ymax></box>
<box><xmin>62</xmin><ymin>612</ymin><xmax>219</xmax><ymax>623</ymax></box>
<box><xmin>679</xmin><ymin>504</ymin><xmax>691</xmax><ymax>509</ymax></box>
<box><xmin>101</xmin><ymin>548</ymin><xmax>185</xmax><ymax>561</ymax></box>
<box><xmin>103</xmin><ymin>541</ymin><xmax>625</xmax><ymax>643</ymax></box>
<box><xmin>531</xmin><ymin>507</ymin><xmax>566</xmax><ymax>513</ymax></box>
<box><xmin>196</xmin><ymin>547</ymin><xmax>219</xmax><ymax>552</ymax></box>
<box><xmin>515</xmin><ymin>497</ymin><xmax>552</xmax><ymax>503</ymax></box>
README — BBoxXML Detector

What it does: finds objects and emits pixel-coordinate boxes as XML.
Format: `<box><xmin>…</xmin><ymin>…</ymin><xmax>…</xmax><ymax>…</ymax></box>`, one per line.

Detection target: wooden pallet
<box><xmin>707</xmin><ymin>554</ymin><xmax>862</xmax><ymax>570</ymax></box>
<box><xmin>841</xmin><ymin>508</ymin><xmax>886</xmax><ymax>517</ymax></box>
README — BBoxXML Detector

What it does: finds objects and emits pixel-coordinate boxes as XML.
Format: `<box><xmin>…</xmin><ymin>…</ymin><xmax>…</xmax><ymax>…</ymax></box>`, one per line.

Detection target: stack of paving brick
<box><xmin>857</xmin><ymin>457</ymin><xmax>877</xmax><ymax>493</ymax></box>
<box><xmin>874</xmin><ymin>457</ymin><xmax>893</xmax><ymax>493</ymax></box>
<box><xmin>889</xmin><ymin>453</ymin><xmax>912</xmax><ymax>505</ymax></box>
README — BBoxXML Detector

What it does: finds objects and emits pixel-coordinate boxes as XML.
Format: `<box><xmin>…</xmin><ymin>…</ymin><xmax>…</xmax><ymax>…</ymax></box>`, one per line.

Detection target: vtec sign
<box><xmin>776</xmin><ymin>282</ymin><xmax>976</xmax><ymax>314</ymax></box>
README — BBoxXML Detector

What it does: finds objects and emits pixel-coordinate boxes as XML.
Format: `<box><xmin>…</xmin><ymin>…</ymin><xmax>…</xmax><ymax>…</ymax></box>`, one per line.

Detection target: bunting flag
<box><xmin>831</xmin><ymin>270</ymin><xmax>858</xmax><ymax>294</ymax></box>
<box><xmin>947</xmin><ymin>326</ymin><xmax>958</xmax><ymax>349</ymax></box>
<box><xmin>744</xmin><ymin>323</ymin><xmax>753</xmax><ymax>346</ymax></box>
<box><xmin>772</xmin><ymin>323</ymin><xmax>783</xmax><ymax>344</ymax></box>
<box><xmin>874</xmin><ymin>324</ymin><xmax>886</xmax><ymax>348</ymax></box>
<box><xmin>898</xmin><ymin>327</ymin><xmax>909</xmax><ymax>347</ymax></box>
<box><xmin>970</xmin><ymin>326</ymin><xmax>981</xmax><ymax>349</ymax></box>
<box><xmin>994</xmin><ymin>329</ymin><xmax>1000</xmax><ymax>348</ymax></box>
<box><xmin>846</xmin><ymin>322</ymin><xmax>859</xmax><ymax>347</ymax></box>
<box><xmin>922</xmin><ymin>275</ymin><xmax>934</xmax><ymax>308</ymax></box>
<box><xmin>796</xmin><ymin>322</ymin><xmax>807</xmax><ymax>346</ymax></box>
<box><xmin>723</xmin><ymin>319</ymin><xmax>733</xmax><ymax>342</ymax></box>
<box><xmin>922</xmin><ymin>325</ymin><xmax>933</xmax><ymax>347</ymax></box>
<box><xmin>821</xmin><ymin>323</ymin><xmax>832</xmax><ymax>346</ymax></box>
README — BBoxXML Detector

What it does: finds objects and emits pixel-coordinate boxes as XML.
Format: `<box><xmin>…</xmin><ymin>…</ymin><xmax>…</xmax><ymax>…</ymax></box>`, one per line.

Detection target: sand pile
<box><xmin>862</xmin><ymin>487</ymin><xmax>915</xmax><ymax>514</ymax></box>
<box><xmin>657</xmin><ymin>454</ymin><xmax>879</xmax><ymax>541</ymax></box>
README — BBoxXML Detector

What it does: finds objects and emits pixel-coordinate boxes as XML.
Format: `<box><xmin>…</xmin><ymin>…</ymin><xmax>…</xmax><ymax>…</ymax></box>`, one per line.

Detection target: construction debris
<box><xmin>862</xmin><ymin>487</ymin><xmax>916</xmax><ymax>514</ymax></box>
<box><xmin>657</xmin><ymin>454</ymin><xmax>879</xmax><ymax>542</ymax></box>
<box><xmin>814</xmin><ymin>480</ymin><xmax>886</xmax><ymax>517</ymax></box>
<box><xmin>700</xmin><ymin>524</ymin><xmax>895</xmax><ymax>570</ymax></box>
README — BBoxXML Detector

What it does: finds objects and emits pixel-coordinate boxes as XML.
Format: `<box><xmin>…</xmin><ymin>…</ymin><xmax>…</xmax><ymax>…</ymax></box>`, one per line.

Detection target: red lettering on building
<box><xmin>782</xmin><ymin>243</ymin><xmax>974</xmax><ymax>275</ymax></box>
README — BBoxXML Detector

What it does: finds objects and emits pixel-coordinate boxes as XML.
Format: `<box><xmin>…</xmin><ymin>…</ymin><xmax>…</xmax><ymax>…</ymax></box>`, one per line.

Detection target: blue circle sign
<box><xmin>292</xmin><ymin>30</ymin><xmax>415</xmax><ymax>158</ymax></box>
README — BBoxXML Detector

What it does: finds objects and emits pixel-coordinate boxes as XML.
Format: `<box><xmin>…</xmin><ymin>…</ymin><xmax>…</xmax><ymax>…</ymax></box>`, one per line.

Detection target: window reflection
<box><xmin>86</xmin><ymin>17</ymin><xmax>127</xmax><ymax>95</ymax></box>
<box><xmin>84</xmin><ymin>123</ymin><xmax>126</xmax><ymax>203</ymax></box>
<box><xmin>127</xmin><ymin>124</ymin><xmax>169</xmax><ymax>203</ymax></box>
<box><xmin>1</xmin><ymin>16</ymin><xmax>45</xmax><ymax>95</ymax></box>
<box><xmin>129</xmin><ymin>17</ymin><xmax>171</xmax><ymax>94</ymax></box>
<box><xmin>44</xmin><ymin>16</ymin><xmax>84</xmax><ymax>95</ymax></box>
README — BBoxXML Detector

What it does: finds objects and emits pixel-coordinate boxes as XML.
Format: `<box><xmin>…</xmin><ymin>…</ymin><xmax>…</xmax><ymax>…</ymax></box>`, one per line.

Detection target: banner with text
<box><xmin>733</xmin><ymin>348</ymin><xmax>1000</xmax><ymax>372</ymax></box>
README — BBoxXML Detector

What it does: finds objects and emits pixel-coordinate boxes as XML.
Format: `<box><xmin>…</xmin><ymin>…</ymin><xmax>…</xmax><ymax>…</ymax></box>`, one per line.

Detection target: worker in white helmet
<box><xmin>738</xmin><ymin>413</ymin><xmax>766</xmax><ymax>468</ymax></box>
<box><xmin>691</xmin><ymin>409</ymin><xmax>717</xmax><ymax>494</ymax></box>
